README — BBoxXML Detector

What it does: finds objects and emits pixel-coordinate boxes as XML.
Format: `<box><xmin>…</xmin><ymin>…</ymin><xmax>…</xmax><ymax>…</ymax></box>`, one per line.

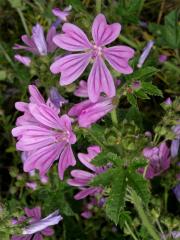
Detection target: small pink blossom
<box><xmin>67</xmin><ymin>146</ymin><xmax>108</xmax><ymax>200</ymax></box>
<box><xmin>14</xmin><ymin>54</ymin><xmax>31</xmax><ymax>66</ymax></box>
<box><xmin>159</xmin><ymin>54</ymin><xmax>168</xmax><ymax>63</ymax></box>
<box><xmin>50</xmin><ymin>14</ymin><xmax>134</xmax><ymax>102</ymax></box>
<box><xmin>26</xmin><ymin>182</ymin><xmax>37</xmax><ymax>190</ymax></box>
<box><xmin>14</xmin><ymin>24</ymin><xmax>57</xmax><ymax>56</ymax></box>
<box><xmin>11</xmin><ymin>207</ymin><xmax>62</xmax><ymax>240</ymax></box>
<box><xmin>52</xmin><ymin>5</ymin><xmax>72</xmax><ymax>22</ymax></box>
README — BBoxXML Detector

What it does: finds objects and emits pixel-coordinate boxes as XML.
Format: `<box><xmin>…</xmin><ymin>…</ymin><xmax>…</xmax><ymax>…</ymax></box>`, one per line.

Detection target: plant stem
<box><xmin>96</xmin><ymin>0</ymin><xmax>101</xmax><ymax>14</ymax></box>
<box><xmin>111</xmin><ymin>109</ymin><xmax>118</xmax><ymax>126</ymax></box>
<box><xmin>119</xmin><ymin>35</ymin><xmax>139</xmax><ymax>50</ymax></box>
<box><xmin>131</xmin><ymin>190</ymin><xmax>160</xmax><ymax>240</ymax></box>
<box><xmin>16</xmin><ymin>8</ymin><xmax>30</xmax><ymax>36</ymax></box>
<box><xmin>125</xmin><ymin>222</ymin><xmax>139</xmax><ymax>240</ymax></box>
<box><xmin>164</xmin><ymin>61</ymin><xmax>180</xmax><ymax>74</ymax></box>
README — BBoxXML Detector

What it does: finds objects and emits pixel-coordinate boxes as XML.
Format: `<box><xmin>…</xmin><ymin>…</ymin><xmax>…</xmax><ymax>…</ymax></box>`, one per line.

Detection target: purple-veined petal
<box><xmin>32</xmin><ymin>24</ymin><xmax>47</xmax><ymax>56</ymax></box>
<box><xmin>53</xmin><ymin>23</ymin><xmax>92</xmax><ymax>51</ymax></box>
<box><xmin>88</xmin><ymin>57</ymin><xmax>115</xmax><ymax>102</ymax></box>
<box><xmin>28</xmin><ymin>85</ymin><xmax>45</xmax><ymax>105</ymax></box>
<box><xmin>68</xmin><ymin>99</ymin><xmax>92</xmax><ymax>117</ymax></box>
<box><xmin>23</xmin><ymin>142</ymin><xmax>64</xmax><ymax>173</ymax></box>
<box><xmin>103</xmin><ymin>46</ymin><xmax>134</xmax><ymax>74</ymax></box>
<box><xmin>28</xmin><ymin>104</ymin><xmax>63</xmax><ymax>129</ymax></box>
<box><xmin>23</xmin><ymin>210</ymin><xmax>62</xmax><ymax>235</ymax></box>
<box><xmin>92</xmin><ymin>14</ymin><xmax>121</xmax><ymax>47</ymax></box>
<box><xmin>71</xmin><ymin>170</ymin><xmax>95</xmax><ymax>179</ymax></box>
<box><xmin>14</xmin><ymin>55</ymin><xmax>31</xmax><ymax>66</ymax></box>
<box><xmin>42</xmin><ymin>227</ymin><xmax>54</xmax><ymax>236</ymax></box>
<box><xmin>50</xmin><ymin>53</ymin><xmax>91</xmax><ymax>85</ymax></box>
<box><xmin>15</xmin><ymin>102</ymin><xmax>29</xmax><ymax>112</ymax></box>
<box><xmin>58</xmin><ymin>145</ymin><xmax>76</xmax><ymax>180</ymax></box>
<box><xmin>46</xmin><ymin>26</ymin><xmax>57</xmax><ymax>53</ymax></box>
<box><xmin>24</xmin><ymin>207</ymin><xmax>41</xmax><ymax>220</ymax></box>
<box><xmin>67</xmin><ymin>178</ymin><xmax>89</xmax><ymax>187</ymax></box>
<box><xmin>74</xmin><ymin>187</ymin><xmax>99</xmax><ymax>200</ymax></box>
<box><xmin>78</xmin><ymin>97</ymin><xmax>114</xmax><ymax>128</ymax></box>
<box><xmin>32</xmin><ymin>233</ymin><xmax>43</xmax><ymax>240</ymax></box>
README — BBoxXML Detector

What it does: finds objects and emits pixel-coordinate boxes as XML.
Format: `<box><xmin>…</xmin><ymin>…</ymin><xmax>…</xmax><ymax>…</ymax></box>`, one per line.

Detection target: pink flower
<box><xmin>14</xmin><ymin>24</ymin><xmax>57</xmax><ymax>56</ymax></box>
<box><xmin>67</xmin><ymin>146</ymin><xmax>108</xmax><ymax>200</ymax></box>
<box><xmin>14</xmin><ymin>54</ymin><xmax>31</xmax><ymax>66</ymax></box>
<box><xmin>69</xmin><ymin>80</ymin><xmax>116</xmax><ymax>128</ymax></box>
<box><xmin>52</xmin><ymin>5</ymin><xmax>72</xmax><ymax>22</ymax></box>
<box><xmin>26</xmin><ymin>182</ymin><xmax>37</xmax><ymax>190</ymax></box>
<box><xmin>50</xmin><ymin>14</ymin><xmax>134</xmax><ymax>102</ymax></box>
<box><xmin>69</xmin><ymin>96</ymin><xmax>115</xmax><ymax>128</ymax></box>
<box><xmin>11</xmin><ymin>207</ymin><xmax>62</xmax><ymax>240</ymax></box>
<box><xmin>12</xmin><ymin>103</ymin><xmax>77</xmax><ymax>180</ymax></box>
<box><xmin>159</xmin><ymin>54</ymin><xmax>168</xmax><ymax>63</ymax></box>
<box><xmin>139</xmin><ymin>142</ymin><xmax>170</xmax><ymax>179</ymax></box>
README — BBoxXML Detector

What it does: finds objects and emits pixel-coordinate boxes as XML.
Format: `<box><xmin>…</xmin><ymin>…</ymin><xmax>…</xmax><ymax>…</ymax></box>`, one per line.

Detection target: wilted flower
<box><xmin>12</xmin><ymin>104</ymin><xmax>76</xmax><ymax>180</ymax></box>
<box><xmin>14</xmin><ymin>24</ymin><xmax>57</xmax><ymax>56</ymax></box>
<box><xmin>137</xmin><ymin>40</ymin><xmax>154</xmax><ymax>68</ymax></box>
<box><xmin>67</xmin><ymin>146</ymin><xmax>108</xmax><ymax>199</ymax></box>
<box><xmin>49</xmin><ymin>87</ymin><xmax>68</xmax><ymax>109</ymax></box>
<box><xmin>139</xmin><ymin>142</ymin><xmax>170</xmax><ymax>179</ymax></box>
<box><xmin>11</xmin><ymin>207</ymin><xmax>62</xmax><ymax>240</ymax></box>
<box><xmin>50</xmin><ymin>13</ymin><xmax>134</xmax><ymax>102</ymax></box>
<box><xmin>14</xmin><ymin>54</ymin><xmax>31</xmax><ymax>66</ymax></box>
<box><xmin>52</xmin><ymin>5</ymin><xmax>72</xmax><ymax>22</ymax></box>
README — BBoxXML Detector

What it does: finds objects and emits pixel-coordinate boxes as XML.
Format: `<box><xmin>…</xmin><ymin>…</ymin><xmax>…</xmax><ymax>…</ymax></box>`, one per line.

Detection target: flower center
<box><xmin>54</xmin><ymin>130</ymin><xmax>70</xmax><ymax>143</ymax></box>
<box><xmin>91</xmin><ymin>45</ymin><xmax>103</xmax><ymax>59</ymax></box>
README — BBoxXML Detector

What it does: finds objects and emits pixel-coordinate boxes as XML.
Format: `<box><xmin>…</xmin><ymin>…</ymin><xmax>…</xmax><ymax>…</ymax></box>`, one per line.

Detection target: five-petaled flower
<box><xmin>12</xmin><ymin>85</ymin><xmax>76</xmax><ymax>180</ymax></box>
<box><xmin>50</xmin><ymin>14</ymin><xmax>134</xmax><ymax>102</ymax></box>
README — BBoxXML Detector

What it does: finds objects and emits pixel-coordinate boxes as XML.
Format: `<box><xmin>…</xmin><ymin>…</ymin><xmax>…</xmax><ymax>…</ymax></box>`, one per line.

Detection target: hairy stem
<box><xmin>16</xmin><ymin>8</ymin><xmax>30</xmax><ymax>36</ymax></box>
<box><xmin>111</xmin><ymin>109</ymin><xmax>118</xmax><ymax>126</ymax></box>
<box><xmin>125</xmin><ymin>222</ymin><xmax>139</xmax><ymax>240</ymax></box>
<box><xmin>96</xmin><ymin>0</ymin><xmax>101</xmax><ymax>14</ymax></box>
<box><xmin>119</xmin><ymin>35</ymin><xmax>139</xmax><ymax>50</ymax></box>
<box><xmin>130</xmin><ymin>190</ymin><xmax>160</xmax><ymax>240</ymax></box>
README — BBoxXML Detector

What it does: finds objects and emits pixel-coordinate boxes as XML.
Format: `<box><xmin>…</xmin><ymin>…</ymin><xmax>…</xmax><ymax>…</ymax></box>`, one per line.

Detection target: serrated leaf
<box><xmin>126</xmin><ymin>107</ymin><xmax>143</xmax><ymax>129</ymax></box>
<box><xmin>90</xmin><ymin>168</ymin><xmax>117</xmax><ymax>187</ymax></box>
<box><xmin>92</xmin><ymin>151</ymin><xmax>121</xmax><ymax>166</ymax></box>
<box><xmin>105</xmin><ymin>169</ymin><xmax>127</xmax><ymax>225</ymax></box>
<box><xmin>127</xmin><ymin>93</ymin><xmax>138</xmax><ymax>108</ymax></box>
<box><xmin>126</xmin><ymin>67</ymin><xmax>159</xmax><ymax>81</ymax></box>
<box><xmin>127</xmin><ymin>171</ymin><xmax>150</xmax><ymax>205</ymax></box>
<box><xmin>135</xmin><ymin>89</ymin><xmax>150</xmax><ymax>99</ymax></box>
<box><xmin>141</xmin><ymin>82</ymin><xmax>163</xmax><ymax>97</ymax></box>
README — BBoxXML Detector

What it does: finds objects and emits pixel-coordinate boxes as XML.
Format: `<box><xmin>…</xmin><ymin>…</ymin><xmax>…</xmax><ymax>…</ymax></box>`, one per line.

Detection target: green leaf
<box><xmin>126</xmin><ymin>67</ymin><xmax>159</xmax><ymax>81</ymax></box>
<box><xmin>163</xmin><ymin>9</ymin><xmax>180</xmax><ymax>49</ymax></box>
<box><xmin>105</xmin><ymin>169</ymin><xmax>127</xmax><ymax>225</ymax></box>
<box><xmin>127</xmin><ymin>93</ymin><xmax>138</xmax><ymax>108</ymax></box>
<box><xmin>141</xmin><ymin>82</ymin><xmax>163</xmax><ymax>97</ymax></box>
<box><xmin>116</xmin><ymin>0</ymin><xmax>144</xmax><ymax>24</ymax></box>
<box><xmin>126</xmin><ymin>106</ymin><xmax>143</xmax><ymax>129</ymax></box>
<box><xmin>90</xmin><ymin>168</ymin><xmax>117</xmax><ymax>187</ymax></box>
<box><xmin>92</xmin><ymin>151</ymin><xmax>121</xmax><ymax>166</ymax></box>
<box><xmin>135</xmin><ymin>89</ymin><xmax>150</xmax><ymax>99</ymax></box>
<box><xmin>127</xmin><ymin>171</ymin><xmax>150</xmax><ymax>206</ymax></box>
